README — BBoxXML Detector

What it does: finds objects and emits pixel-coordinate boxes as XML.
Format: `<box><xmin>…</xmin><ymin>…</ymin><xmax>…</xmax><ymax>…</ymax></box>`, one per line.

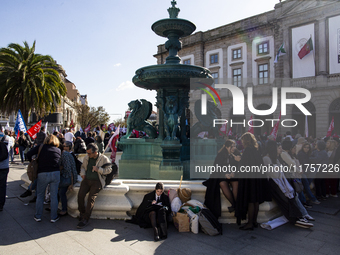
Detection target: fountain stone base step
<box><xmin>21</xmin><ymin>174</ymin><xmax>281</xmax><ymax>224</ymax></box>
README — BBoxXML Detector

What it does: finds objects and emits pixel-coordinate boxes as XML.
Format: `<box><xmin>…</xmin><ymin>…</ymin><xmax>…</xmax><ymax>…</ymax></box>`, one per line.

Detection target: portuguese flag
<box><xmin>298</xmin><ymin>37</ymin><xmax>313</xmax><ymax>59</ymax></box>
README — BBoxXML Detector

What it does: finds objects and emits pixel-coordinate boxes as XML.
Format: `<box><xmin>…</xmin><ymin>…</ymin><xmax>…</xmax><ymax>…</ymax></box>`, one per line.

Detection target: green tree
<box><xmin>75</xmin><ymin>104</ymin><xmax>110</xmax><ymax>130</ymax></box>
<box><xmin>0</xmin><ymin>41</ymin><xmax>66</xmax><ymax>122</ymax></box>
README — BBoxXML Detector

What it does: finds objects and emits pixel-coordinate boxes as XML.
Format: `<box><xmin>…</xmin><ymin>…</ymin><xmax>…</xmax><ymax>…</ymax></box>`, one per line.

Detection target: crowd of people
<box><xmin>0</xmin><ymin>124</ymin><xmax>116</xmax><ymax>229</ymax></box>
<box><xmin>1</xmin><ymin>124</ymin><xmax>339</xmax><ymax>235</ymax></box>
<box><xmin>204</xmin><ymin>131</ymin><xmax>340</xmax><ymax>229</ymax></box>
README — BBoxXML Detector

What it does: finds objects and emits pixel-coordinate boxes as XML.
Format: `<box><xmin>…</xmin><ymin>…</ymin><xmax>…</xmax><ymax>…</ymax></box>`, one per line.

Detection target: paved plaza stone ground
<box><xmin>1</xmin><ymin>157</ymin><xmax>340</xmax><ymax>255</ymax></box>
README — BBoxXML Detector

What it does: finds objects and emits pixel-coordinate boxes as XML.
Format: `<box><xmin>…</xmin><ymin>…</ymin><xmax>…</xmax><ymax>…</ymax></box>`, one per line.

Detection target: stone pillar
<box><xmin>317</xmin><ymin>18</ymin><xmax>327</xmax><ymax>75</ymax></box>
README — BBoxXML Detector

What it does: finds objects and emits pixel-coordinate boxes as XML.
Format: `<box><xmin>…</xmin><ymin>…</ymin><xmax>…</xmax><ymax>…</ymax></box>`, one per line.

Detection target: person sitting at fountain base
<box><xmin>77</xmin><ymin>143</ymin><xmax>112</xmax><ymax>229</ymax></box>
<box><xmin>127</xmin><ymin>182</ymin><xmax>171</xmax><ymax>241</ymax></box>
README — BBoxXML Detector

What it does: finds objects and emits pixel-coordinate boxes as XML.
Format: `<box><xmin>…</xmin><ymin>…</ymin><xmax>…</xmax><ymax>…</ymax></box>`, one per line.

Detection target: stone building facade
<box><xmin>154</xmin><ymin>0</ymin><xmax>340</xmax><ymax>138</ymax></box>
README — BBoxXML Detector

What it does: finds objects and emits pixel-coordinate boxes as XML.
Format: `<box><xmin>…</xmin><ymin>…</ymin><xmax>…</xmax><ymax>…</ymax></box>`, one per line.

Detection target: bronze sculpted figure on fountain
<box><xmin>122</xmin><ymin>99</ymin><xmax>158</xmax><ymax>139</ymax></box>
<box><xmin>164</xmin><ymin>95</ymin><xmax>179</xmax><ymax>140</ymax></box>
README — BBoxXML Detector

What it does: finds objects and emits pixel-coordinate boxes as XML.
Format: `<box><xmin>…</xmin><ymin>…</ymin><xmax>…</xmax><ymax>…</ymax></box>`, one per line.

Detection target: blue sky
<box><xmin>0</xmin><ymin>0</ymin><xmax>278</xmax><ymax>124</ymax></box>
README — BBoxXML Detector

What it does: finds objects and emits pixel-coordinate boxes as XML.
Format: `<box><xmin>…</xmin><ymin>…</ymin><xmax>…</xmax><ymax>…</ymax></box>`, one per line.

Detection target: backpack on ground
<box><xmin>198</xmin><ymin>208</ymin><xmax>223</xmax><ymax>236</ymax></box>
<box><xmin>104</xmin><ymin>162</ymin><xmax>118</xmax><ymax>186</ymax></box>
<box><xmin>0</xmin><ymin>136</ymin><xmax>9</xmax><ymax>162</ymax></box>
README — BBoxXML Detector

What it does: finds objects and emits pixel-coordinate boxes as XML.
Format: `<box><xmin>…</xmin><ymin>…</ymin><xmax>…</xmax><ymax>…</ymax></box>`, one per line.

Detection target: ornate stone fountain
<box><xmin>118</xmin><ymin>0</ymin><xmax>213</xmax><ymax>180</ymax></box>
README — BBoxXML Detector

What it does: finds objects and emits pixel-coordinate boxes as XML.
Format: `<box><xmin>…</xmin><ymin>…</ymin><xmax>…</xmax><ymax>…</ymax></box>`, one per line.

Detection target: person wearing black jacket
<box><xmin>74</xmin><ymin>137</ymin><xmax>86</xmax><ymax>153</ymax></box>
<box><xmin>26</xmin><ymin>135</ymin><xmax>61</xmax><ymax>223</ymax></box>
<box><xmin>129</xmin><ymin>183</ymin><xmax>170</xmax><ymax>241</ymax></box>
<box><xmin>203</xmin><ymin>139</ymin><xmax>240</xmax><ymax>219</ymax></box>
<box><xmin>235</xmin><ymin>132</ymin><xmax>271</xmax><ymax>230</ymax></box>
<box><xmin>84</xmin><ymin>132</ymin><xmax>95</xmax><ymax>146</ymax></box>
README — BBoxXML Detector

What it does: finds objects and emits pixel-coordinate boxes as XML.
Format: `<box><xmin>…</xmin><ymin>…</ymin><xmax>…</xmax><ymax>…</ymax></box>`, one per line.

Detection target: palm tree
<box><xmin>0</xmin><ymin>41</ymin><xmax>67</xmax><ymax>122</ymax></box>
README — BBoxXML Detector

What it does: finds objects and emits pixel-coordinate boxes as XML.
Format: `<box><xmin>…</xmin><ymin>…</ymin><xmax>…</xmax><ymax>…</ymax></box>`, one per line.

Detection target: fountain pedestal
<box><xmin>118</xmin><ymin>1</ymin><xmax>212</xmax><ymax>180</ymax></box>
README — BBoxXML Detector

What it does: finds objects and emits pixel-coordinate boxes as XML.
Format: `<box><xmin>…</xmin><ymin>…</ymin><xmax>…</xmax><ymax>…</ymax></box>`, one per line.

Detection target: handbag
<box><xmin>27</xmin><ymin>145</ymin><xmax>43</xmax><ymax>182</ymax></box>
<box><xmin>172</xmin><ymin>211</ymin><xmax>190</xmax><ymax>232</ymax></box>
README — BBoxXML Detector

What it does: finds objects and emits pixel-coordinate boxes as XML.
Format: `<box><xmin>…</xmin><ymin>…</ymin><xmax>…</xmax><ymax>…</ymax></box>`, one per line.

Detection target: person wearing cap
<box><xmin>0</xmin><ymin>127</ymin><xmax>10</xmax><ymax>212</ymax></box>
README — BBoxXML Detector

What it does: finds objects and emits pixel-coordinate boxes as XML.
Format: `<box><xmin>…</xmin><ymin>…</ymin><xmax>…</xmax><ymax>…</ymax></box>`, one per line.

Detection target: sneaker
<box><xmin>325</xmin><ymin>194</ymin><xmax>330</xmax><ymax>198</ymax></box>
<box><xmin>29</xmin><ymin>197</ymin><xmax>37</xmax><ymax>203</ymax></box>
<box><xmin>304</xmin><ymin>215</ymin><xmax>315</xmax><ymax>221</ymax></box>
<box><xmin>43</xmin><ymin>200</ymin><xmax>50</xmax><ymax>205</ymax></box>
<box><xmin>303</xmin><ymin>202</ymin><xmax>312</xmax><ymax>209</ymax></box>
<box><xmin>295</xmin><ymin>218</ymin><xmax>313</xmax><ymax>228</ymax></box>
<box><xmin>77</xmin><ymin>219</ymin><xmax>88</xmax><ymax>229</ymax></box>
<box><xmin>330</xmin><ymin>194</ymin><xmax>338</xmax><ymax>198</ymax></box>
<box><xmin>34</xmin><ymin>217</ymin><xmax>41</xmax><ymax>222</ymax></box>
<box><xmin>50</xmin><ymin>217</ymin><xmax>60</xmax><ymax>223</ymax></box>
<box><xmin>311</xmin><ymin>199</ymin><xmax>320</xmax><ymax>204</ymax></box>
<box><xmin>20</xmin><ymin>190</ymin><xmax>32</xmax><ymax>198</ymax></box>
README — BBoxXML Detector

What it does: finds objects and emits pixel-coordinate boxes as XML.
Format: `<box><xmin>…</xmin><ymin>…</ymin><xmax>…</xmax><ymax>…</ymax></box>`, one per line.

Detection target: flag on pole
<box><xmin>305</xmin><ymin>115</ymin><xmax>309</xmax><ymax>138</ymax></box>
<box><xmin>5</xmin><ymin>122</ymin><xmax>10</xmax><ymax>130</ymax></box>
<box><xmin>274</xmin><ymin>43</ymin><xmax>286</xmax><ymax>63</ymax></box>
<box><xmin>270</xmin><ymin>112</ymin><xmax>281</xmax><ymax>139</ymax></box>
<box><xmin>108</xmin><ymin>123</ymin><xmax>115</xmax><ymax>131</ymax></box>
<box><xmin>84</xmin><ymin>123</ymin><xmax>91</xmax><ymax>133</ymax></box>
<box><xmin>298</xmin><ymin>37</ymin><xmax>313</xmax><ymax>59</ymax></box>
<box><xmin>326</xmin><ymin>116</ymin><xmax>334</xmax><ymax>137</ymax></box>
<box><xmin>106</xmin><ymin>125</ymin><xmax>120</xmax><ymax>162</ymax></box>
<box><xmin>69</xmin><ymin>119</ymin><xmax>75</xmax><ymax>131</ymax></box>
<box><xmin>45</xmin><ymin>122</ymin><xmax>48</xmax><ymax>133</ymax></box>
<box><xmin>248</xmin><ymin>116</ymin><xmax>254</xmax><ymax>134</ymax></box>
<box><xmin>332</xmin><ymin>132</ymin><xmax>339</xmax><ymax>138</ymax></box>
<box><xmin>227</xmin><ymin>127</ymin><xmax>233</xmax><ymax>137</ymax></box>
<box><xmin>27</xmin><ymin>120</ymin><xmax>42</xmax><ymax>139</ymax></box>
<box><xmin>14</xmin><ymin>110</ymin><xmax>28</xmax><ymax>136</ymax></box>
<box><xmin>220</xmin><ymin>123</ymin><xmax>227</xmax><ymax>135</ymax></box>
<box><xmin>102</xmin><ymin>124</ymin><xmax>107</xmax><ymax>132</ymax></box>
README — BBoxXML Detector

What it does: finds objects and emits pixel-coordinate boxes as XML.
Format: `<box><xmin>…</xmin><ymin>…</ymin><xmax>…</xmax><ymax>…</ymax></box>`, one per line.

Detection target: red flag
<box><xmin>332</xmin><ymin>132</ymin><xmax>339</xmax><ymax>138</ymax></box>
<box><xmin>248</xmin><ymin>116</ymin><xmax>254</xmax><ymax>134</ymax></box>
<box><xmin>84</xmin><ymin>124</ymin><xmax>91</xmax><ymax>133</ymax></box>
<box><xmin>108</xmin><ymin>123</ymin><xmax>115</xmax><ymax>131</ymax></box>
<box><xmin>27</xmin><ymin>120</ymin><xmax>42</xmax><ymax>139</ymax></box>
<box><xmin>298</xmin><ymin>37</ymin><xmax>313</xmax><ymax>59</ymax></box>
<box><xmin>326</xmin><ymin>116</ymin><xmax>334</xmax><ymax>137</ymax></box>
<box><xmin>227</xmin><ymin>127</ymin><xmax>233</xmax><ymax>137</ymax></box>
<box><xmin>270</xmin><ymin>112</ymin><xmax>281</xmax><ymax>139</ymax></box>
<box><xmin>132</xmin><ymin>129</ymin><xmax>140</xmax><ymax>138</ymax></box>
<box><xmin>220</xmin><ymin>123</ymin><xmax>227</xmax><ymax>135</ymax></box>
<box><xmin>69</xmin><ymin>119</ymin><xmax>75</xmax><ymax>131</ymax></box>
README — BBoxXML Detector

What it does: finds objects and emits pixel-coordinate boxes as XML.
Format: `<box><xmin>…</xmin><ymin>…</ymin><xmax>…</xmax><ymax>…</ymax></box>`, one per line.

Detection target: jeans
<box><xmin>19</xmin><ymin>146</ymin><xmax>25</xmax><ymax>163</ymax></box>
<box><xmin>0</xmin><ymin>168</ymin><xmax>9</xmax><ymax>207</ymax></box>
<box><xmin>35</xmin><ymin>171</ymin><xmax>60</xmax><ymax>220</ymax></box>
<box><xmin>301</xmin><ymin>175</ymin><xmax>317</xmax><ymax>202</ymax></box>
<box><xmin>10</xmin><ymin>147</ymin><xmax>14</xmax><ymax>162</ymax></box>
<box><xmin>295</xmin><ymin>195</ymin><xmax>308</xmax><ymax>217</ymax></box>
<box><xmin>59</xmin><ymin>176</ymin><xmax>71</xmax><ymax>212</ymax></box>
